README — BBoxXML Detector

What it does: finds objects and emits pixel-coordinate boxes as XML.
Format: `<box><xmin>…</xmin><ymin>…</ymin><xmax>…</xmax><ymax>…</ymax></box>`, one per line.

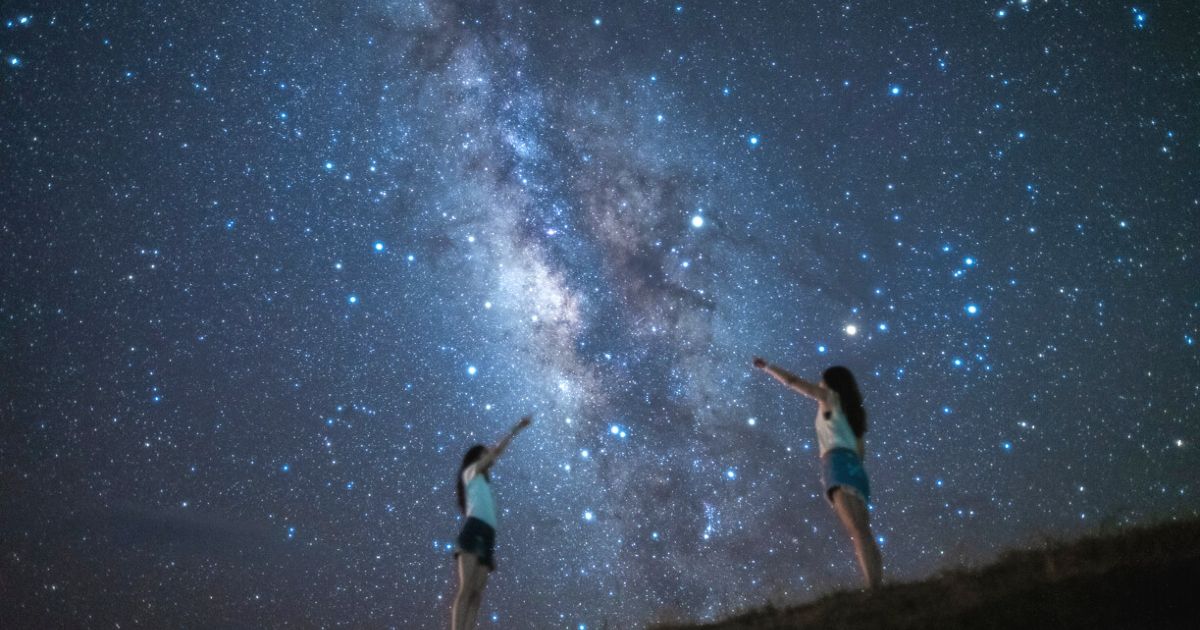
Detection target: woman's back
<box><xmin>462</xmin><ymin>463</ymin><xmax>497</xmax><ymax>528</ymax></box>
<box><xmin>814</xmin><ymin>390</ymin><xmax>859</xmax><ymax>456</ymax></box>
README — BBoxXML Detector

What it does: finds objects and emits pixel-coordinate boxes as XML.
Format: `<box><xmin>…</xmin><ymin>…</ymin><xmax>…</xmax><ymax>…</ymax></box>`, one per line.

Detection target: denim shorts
<box><xmin>455</xmin><ymin>517</ymin><xmax>496</xmax><ymax>571</ymax></box>
<box><xmin>820</xmin><ymin>447</ymin><xmax>871</xmax><ymax>506</ymax></box>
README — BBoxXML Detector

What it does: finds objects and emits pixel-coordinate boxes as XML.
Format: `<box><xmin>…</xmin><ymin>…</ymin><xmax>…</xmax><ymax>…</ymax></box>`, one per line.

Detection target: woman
<box><xmin>451</xmin><ymin>415</ymin><xmax>532</xmax><ymax>630</ymax></box>
<box><xmin>753</xmin><ymin>358</ymin><xmax>882</xmax><ymax>589</ymax></box>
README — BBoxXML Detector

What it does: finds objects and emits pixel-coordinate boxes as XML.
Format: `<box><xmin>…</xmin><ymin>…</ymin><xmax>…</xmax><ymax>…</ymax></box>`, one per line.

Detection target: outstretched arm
<box><xmin>752</xmin><ymin>357</ymin><xmax>829</xmax><ymax>403</ymax></box>
<box><xmin>476</xmin><ymin>415</ymin><xmax>532</xmax><ymax>472</ymax></box>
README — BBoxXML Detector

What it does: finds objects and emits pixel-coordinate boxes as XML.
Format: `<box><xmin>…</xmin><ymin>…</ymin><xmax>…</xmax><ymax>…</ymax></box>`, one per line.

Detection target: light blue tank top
<box><xmin>462</xmin><ymin>464</ymin><xmax>497</xmax><ymax>528</ymax></box>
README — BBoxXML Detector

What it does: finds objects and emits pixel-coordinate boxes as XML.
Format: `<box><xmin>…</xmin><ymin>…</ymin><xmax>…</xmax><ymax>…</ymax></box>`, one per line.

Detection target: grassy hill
<box><xmin>654</xmin><ymin>518</ymin><xmax>1200</xmax><ymax>630</ymax></box>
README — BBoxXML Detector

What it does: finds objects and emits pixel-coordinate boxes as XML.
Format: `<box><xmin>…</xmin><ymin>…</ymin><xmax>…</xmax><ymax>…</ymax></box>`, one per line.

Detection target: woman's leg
<box><xmin>463</xmin><ymin>560</ymin><xmax>490</xmax><ymax>629</ymax></box>
<box><xmin>831</xmin><ymin>488</ymin><xmax>882</xmax><ymax>589</ymax></box>
<box><xmin>452</xmin><ymin>554</ymin><xmax>482</xmax><ymax>630</ymax></box>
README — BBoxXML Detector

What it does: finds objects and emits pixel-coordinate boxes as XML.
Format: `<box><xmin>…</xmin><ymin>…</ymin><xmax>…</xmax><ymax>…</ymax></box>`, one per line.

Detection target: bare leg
<box><xmin>452</xmin><ymin>554</ymin><xmax>482</xmax><ymax>630</ymax></box>
<box><xmin>463</xmin><ymin>560</ymin><xmax>490</xmax><ymax>629</ymax></box>
<box><xmin>831</xmin><ymin>488</ymin><xmax>883</xmax><ymax>589</ymax></box>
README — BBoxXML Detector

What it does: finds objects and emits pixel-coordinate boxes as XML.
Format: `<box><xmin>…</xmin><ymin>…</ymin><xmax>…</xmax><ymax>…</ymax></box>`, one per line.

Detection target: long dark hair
<box><xmin>456</xmin><ymin>445</ymin><xmax>490</xmax><ymax>514</ymax></box>
<box><xmin>823</xmin><ymin>366</ymin><xmax>867</xmax><ymax>438</ymax></box>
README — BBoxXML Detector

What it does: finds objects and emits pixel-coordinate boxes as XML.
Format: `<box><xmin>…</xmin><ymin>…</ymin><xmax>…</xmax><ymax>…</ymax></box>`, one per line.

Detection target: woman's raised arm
<box><xmin>476</xmin><ymin>415</ymin><xmax>533</xmax><ymax>472</ymax></box>
<box><xmin>753</xmin><ymin>357</ymin><xmax>829</xmax><ymax>403</ymax></box>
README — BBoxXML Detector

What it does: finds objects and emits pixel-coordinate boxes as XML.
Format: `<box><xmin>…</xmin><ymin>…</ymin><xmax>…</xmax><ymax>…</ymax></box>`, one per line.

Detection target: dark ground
<box><xmin>654</xmin><ymin>518</ymin><xmax>1200</xmax><ymax>630</ymax></box>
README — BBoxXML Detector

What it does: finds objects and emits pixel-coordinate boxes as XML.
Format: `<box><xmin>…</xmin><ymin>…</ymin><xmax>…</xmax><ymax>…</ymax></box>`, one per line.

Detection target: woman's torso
<box><xmin>814</xmin><ymin>390</ymin><xmax>860</xmax><ymax>457</ymax></box>
<box><xmin>463</xmin><ymin>464</ymin><xmax>498</xmax><ymax>528</ymax></box>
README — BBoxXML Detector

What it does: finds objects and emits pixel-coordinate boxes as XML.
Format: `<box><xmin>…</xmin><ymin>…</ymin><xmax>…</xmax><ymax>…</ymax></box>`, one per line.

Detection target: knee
<box><xmin>852</xmin><ymin>519</ymin><xmax>874</xmax><ymax>541</ymax></box>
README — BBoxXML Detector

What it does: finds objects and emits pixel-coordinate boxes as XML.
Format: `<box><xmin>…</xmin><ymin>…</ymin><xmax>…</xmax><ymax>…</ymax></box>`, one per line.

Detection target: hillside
<box><xmin>655</xmin><ymin>518</ymin><xmax>1200</xmax><ymax>630</ymax></box>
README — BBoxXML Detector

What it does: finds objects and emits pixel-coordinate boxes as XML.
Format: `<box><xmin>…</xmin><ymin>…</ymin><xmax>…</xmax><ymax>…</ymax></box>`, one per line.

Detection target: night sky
<box><xmin>2</xmin><ymin>1</ymin><xmax>1199</xmax><ymax>628</ymax></box>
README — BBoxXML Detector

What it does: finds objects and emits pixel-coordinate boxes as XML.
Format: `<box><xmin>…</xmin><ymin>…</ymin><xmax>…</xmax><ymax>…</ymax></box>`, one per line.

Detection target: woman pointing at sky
<box><xmin>451</xmin><ymin>415</ymin><xmax>532</xmax><ymax>630</ymax></box>
<box><xmin>753</xmin><ymin>358</ymin><xmax>882</xmax><ymax>589</ymax></box>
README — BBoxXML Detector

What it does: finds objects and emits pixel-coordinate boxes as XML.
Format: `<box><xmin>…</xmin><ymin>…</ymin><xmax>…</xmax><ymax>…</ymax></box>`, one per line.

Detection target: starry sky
<box><xmin>2</xmin><ymin>1</ymin><xmax>1198</xmax><ymax>628</ymax></box>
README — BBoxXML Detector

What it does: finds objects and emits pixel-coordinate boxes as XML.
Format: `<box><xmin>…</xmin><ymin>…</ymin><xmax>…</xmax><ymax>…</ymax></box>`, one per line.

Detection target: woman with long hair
<box><xmin>451</xmin><ymin>415</ymin><xmax>532</xmax><ymax>630</ymax></box>
<box><xmin>753</xmin><ymin>358</ymin><xmax>882</xmax><ymax>589</ymax></box>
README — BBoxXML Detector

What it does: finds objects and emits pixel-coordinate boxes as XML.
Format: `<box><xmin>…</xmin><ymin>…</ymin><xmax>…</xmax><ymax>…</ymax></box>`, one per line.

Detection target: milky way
<box><xmin>2</xmin><ymin>2</ymin><xmax>1198</xmax><ymax>628</ymax></box>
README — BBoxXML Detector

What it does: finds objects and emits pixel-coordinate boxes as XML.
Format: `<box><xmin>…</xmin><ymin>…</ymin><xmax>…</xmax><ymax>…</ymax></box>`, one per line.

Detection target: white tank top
<box><xmin>815</xmin><ymin>391</ymin><xmax>860</xmax><ymax>457</ymax></box>
<box><xmin>462</xmin><ymin>463</ymin><xmax>497</xmax><ymax>528</ymax></box>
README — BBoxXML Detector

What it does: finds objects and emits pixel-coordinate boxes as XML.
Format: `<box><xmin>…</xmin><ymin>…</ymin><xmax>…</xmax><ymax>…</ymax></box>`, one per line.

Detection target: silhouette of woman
<box><xmin>753</xmin><ymin>358</ymin><xmax>882</xmax><ymax>589</ymax></box>
<box><xmin>451</xmin><ymin>415</ymin><xmax>532</xmax><ymax>629</ymax></box>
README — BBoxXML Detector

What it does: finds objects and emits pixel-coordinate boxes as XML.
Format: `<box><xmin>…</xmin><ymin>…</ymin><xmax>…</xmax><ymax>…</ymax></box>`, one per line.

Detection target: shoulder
<box><xmin>818</xmin><ymin>385</ymin><xmax>838</xmax><ymax>408</ymax></box>
<box><xmin>461</xmin><ymin>464</ymin><xmax>478</xmax><ymax>484</ymax></box>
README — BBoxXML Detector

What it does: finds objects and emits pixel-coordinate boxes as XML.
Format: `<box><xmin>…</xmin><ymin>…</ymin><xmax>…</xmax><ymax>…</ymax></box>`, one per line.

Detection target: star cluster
<box><xmin>2</xmin><ymin>2</ymin><xmax>1198</xmax><ymax>628</ymax></box>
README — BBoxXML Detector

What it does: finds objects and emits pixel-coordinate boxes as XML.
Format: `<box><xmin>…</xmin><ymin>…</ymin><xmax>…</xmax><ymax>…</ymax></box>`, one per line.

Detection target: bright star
<box><xmin>1132</xmin><ymin>8</ymin><xmax>1147</xmax><ymax>28</ymax></box>
<box><xmin>691</xmin><ymin>215</ymin><xmax>704</xmax><ymax>228</ymax></box>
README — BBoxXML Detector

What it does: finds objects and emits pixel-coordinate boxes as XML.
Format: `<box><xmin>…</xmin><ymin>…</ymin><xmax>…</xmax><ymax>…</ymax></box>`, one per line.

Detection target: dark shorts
<box><xmin>455</xmin><ymin>517</ymin><xmax>496</xmax><ymax>571</ymax></box>
<box><xmin>820</xmin><ymin>448</ymin><xmax>871</xmax><ymax>506</ymax></box>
